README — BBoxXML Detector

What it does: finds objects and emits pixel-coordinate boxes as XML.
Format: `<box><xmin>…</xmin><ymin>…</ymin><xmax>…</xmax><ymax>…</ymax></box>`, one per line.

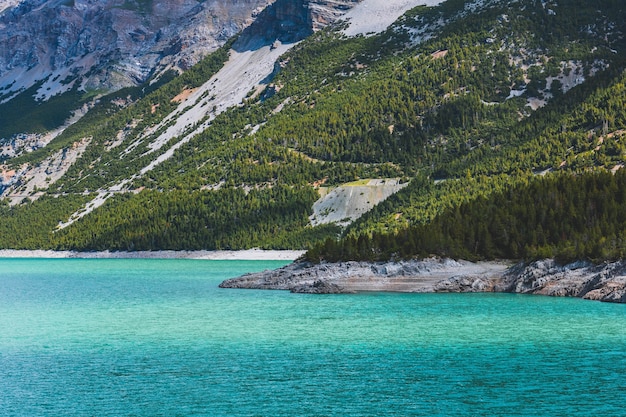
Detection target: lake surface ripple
<box><xmin>1</xmin><ymin>259</ymin><xmax>625</xmax><ymax>416</ymax></box>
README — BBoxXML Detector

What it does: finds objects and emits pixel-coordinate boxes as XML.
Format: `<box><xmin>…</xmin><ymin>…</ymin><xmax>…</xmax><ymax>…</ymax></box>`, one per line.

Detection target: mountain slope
<box><xmin>1</xmin><ymin>0</ymin><xmax>626</xmax><ymax>255</ymax></box>
<box><xmin>0</xmin><ymin>0</ymin><xmax>277</xmax><ymax>156</ymax></box>
<box><xmin>0</xmin><ymin>0</ymin><xmax>368</xmax><ymax>152</ymax></box>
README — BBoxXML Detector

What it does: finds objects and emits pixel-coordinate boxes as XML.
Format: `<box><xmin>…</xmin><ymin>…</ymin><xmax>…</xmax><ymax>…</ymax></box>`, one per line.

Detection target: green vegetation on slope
<box><xmin>0</xmin><ymin>187</ymin><xmax>339</xmax><ymax>251</ymax></box>
<box><xmin>8</xmin><ymin>38</ymin><xmax>231</xmax><ymax>172</ymax></box>
<box><xmin>346</xmin><ymin>66</ymin><xmax>626</xmax><ymax>237</ymax></box>
<box><xmin>0</xmin><ymin>82</ymin><xmax>85</xmax><ymax>142</ymax></box>
<box><xmin>305</xmin><ymin>170</ymin><xmax>626</xmax><ymax>263</ymax></box>
<box><xmin>53</xmin><ymin>186</ymin><xmax>336</xmax><ymax>251</ymax></box>
<box><xmin>0</xmin><ymin>195</ymin><xmax>91</xmax><ymax>249</ymax></box>
<box><xmin>2</xmin><ymin>0</ymin><xmax>626</xmax><ymax>256</ymax></box>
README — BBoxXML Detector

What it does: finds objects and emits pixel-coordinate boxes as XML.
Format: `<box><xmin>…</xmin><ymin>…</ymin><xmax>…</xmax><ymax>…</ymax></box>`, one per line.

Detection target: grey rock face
<box><xmin>291</xmin><ymin>279</ymin><xmax>348</xmax><ymax>294</ymax></box>
<box><xmin>219</xmin><ymin>258</ymin><xmax>509</xmax><ymax>294</ymax></box>
<box><xmin>0</xmin><ymin>0</ymin><xmax>275</xmax><ymax>97</ymax></box>
<box><xmin>234</xmin><ymin>0</ymin><xmax>362</xmax><ymax>49</ymax></box>
<box><xmin>432</xmin><ymin>275</ymin><xmax>494</xmax><ymax>293</ymax></box>
<box><xmin>309</xmin><ymin>0</ymin><xmax>360</xmax><ymax>30</ymax></box>
<box><xmin>0</xmin><ymin>0</ymin><xmax>364</xmax><ymax>99</ymax></box>
<box><xmin>220</xmin><ymin>257</ymin><xmax>626</xmax><ymax>303</ymax></box>
<box><xmin>498</xmin><ymin>259</ymin><xmax>626</xmax><ymax>302</ymax></box>
<box><xmin>219</xmin><ymin>261</ymin><xmax>331</xmax><ymax>291</ymax></box>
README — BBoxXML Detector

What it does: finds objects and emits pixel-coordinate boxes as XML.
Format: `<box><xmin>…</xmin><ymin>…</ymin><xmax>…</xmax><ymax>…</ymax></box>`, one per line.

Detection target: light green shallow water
<box><xmin>1</xmin><ymin>258</ymin><xmax>625</xmax><ymax>416</ymax></box>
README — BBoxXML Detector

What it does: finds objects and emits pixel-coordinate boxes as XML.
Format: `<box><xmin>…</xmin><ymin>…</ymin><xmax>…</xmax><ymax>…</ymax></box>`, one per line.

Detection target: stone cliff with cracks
<box><xmin>0</xmin><ymin>0</ymin><xmax>276</xmax><ymax>101</ymax></box>
<box><xmin>234</xmin><ymin>0</ymin><xmax>361</xmax><ymax>48</ymax></box>
<box><xmin>0</xmin><ymin>0</ymin><xmax>363</xmax><ymax>101</ymax></box>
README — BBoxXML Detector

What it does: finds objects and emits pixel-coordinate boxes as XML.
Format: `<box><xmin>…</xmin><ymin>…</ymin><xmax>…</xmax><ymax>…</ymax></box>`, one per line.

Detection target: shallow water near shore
<box><xmin>1</xmin><ymin>258</ymin><xmax>625</xmax><ymax>416</ymax></box>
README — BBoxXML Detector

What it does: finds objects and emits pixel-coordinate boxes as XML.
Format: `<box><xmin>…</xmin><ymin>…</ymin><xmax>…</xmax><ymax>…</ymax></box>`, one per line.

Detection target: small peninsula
<box><xmin>219</xmin><ymin>258</ymin><xmax>626</xmax><ymax>303</ymax></box>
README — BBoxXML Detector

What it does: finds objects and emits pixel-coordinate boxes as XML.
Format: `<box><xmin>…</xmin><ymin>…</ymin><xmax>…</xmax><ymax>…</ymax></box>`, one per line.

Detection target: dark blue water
<box><xmin>1</xmin><ymin>258</ymin><xmax>625</xmax><ymax>416</ymax></box>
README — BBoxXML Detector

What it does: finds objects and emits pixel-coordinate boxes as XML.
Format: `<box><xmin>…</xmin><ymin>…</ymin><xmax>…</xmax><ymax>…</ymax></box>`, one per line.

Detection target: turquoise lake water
<box><xmin>1</xmin><ymin>258</ymin><xmax>625</xmax><ymax>416</ymax></box>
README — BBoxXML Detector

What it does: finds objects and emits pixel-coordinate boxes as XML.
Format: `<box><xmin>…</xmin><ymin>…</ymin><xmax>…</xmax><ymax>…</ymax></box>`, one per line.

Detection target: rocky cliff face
<box><xmin>234</xmin><ymin>0</ymin><xmax>313</xmax><ymax>47</ymax></box>
<box><xmin>234</xmin><ymin>0</ymin><xmax>361</xmax><ymax>47</ymax></box>
<box><xmin>309</xmin><ymin>0</ymin><xmax>359</xmax><ymax>30</ymax></box>
<box><xmin>495</xmin><ymin>259</ymin><xmax>626</xmax><ymax>303</ymax></box>
<box><xmin>0</xmin><ymin>0</ymin><xmax>363</xmax><ymax>101</ymax></box>
<box><xmin>0</xmin><ymin>0</ymin><xmax>275</xmax><ymax>100</ymax></box>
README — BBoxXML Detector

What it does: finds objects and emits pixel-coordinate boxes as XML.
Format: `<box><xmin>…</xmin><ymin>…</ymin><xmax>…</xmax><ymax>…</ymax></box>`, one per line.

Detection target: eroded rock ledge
<box><xmin>219</xmin><ymin>258</ymin><xmax>626</xmax><ymax>303</ymax></box>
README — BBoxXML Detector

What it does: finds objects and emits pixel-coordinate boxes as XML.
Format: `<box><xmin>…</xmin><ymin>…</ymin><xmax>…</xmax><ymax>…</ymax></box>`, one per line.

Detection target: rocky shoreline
<box><xmin>219</xmin><ymin>258</ymin><xmax>626</xmax><ymax>303</ymax></box>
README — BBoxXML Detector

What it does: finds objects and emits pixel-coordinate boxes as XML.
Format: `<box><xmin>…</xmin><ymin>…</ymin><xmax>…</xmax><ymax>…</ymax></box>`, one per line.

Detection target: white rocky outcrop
<box><xmin>1</xmin><ymin>137</ymin><xmax>90</xmax><ymax>205</ymax></box>
<box><xmin>341</xmin><ymin>0</ymin><xmax>445</xmax><ymax>37</ymax></box>
<box><xmin>0</xmin><ymin>0</ymin><xmax>20</xmax><ymax>14</ymax></box>
<box><xmin>310</xmin><ymin>179</ymin><xmax>408</xmax><ymax>227</ymax></box>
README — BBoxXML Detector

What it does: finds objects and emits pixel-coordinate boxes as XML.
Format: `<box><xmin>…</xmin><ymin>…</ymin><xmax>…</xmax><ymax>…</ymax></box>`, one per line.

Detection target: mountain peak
<box><xmin>0</xmin><ymin>0</ymin><xmax>275</xmax><ymax>100</ymax></box>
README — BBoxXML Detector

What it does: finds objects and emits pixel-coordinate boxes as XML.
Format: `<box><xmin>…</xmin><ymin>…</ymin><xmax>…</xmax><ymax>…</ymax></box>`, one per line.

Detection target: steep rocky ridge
<box><xmin>235</xmin><ymin>0</ymin><xmax>314</xmax><ymax>46</ymax></box>
<box><xmin>0</xmin><ymin>0</ymin><xmax>275</xmax><ymax>102</ymax></box>
<box><xmin>0</xmin><ymin>0</ymin><xmax>368</xmax><ymax>105</ymax></box>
